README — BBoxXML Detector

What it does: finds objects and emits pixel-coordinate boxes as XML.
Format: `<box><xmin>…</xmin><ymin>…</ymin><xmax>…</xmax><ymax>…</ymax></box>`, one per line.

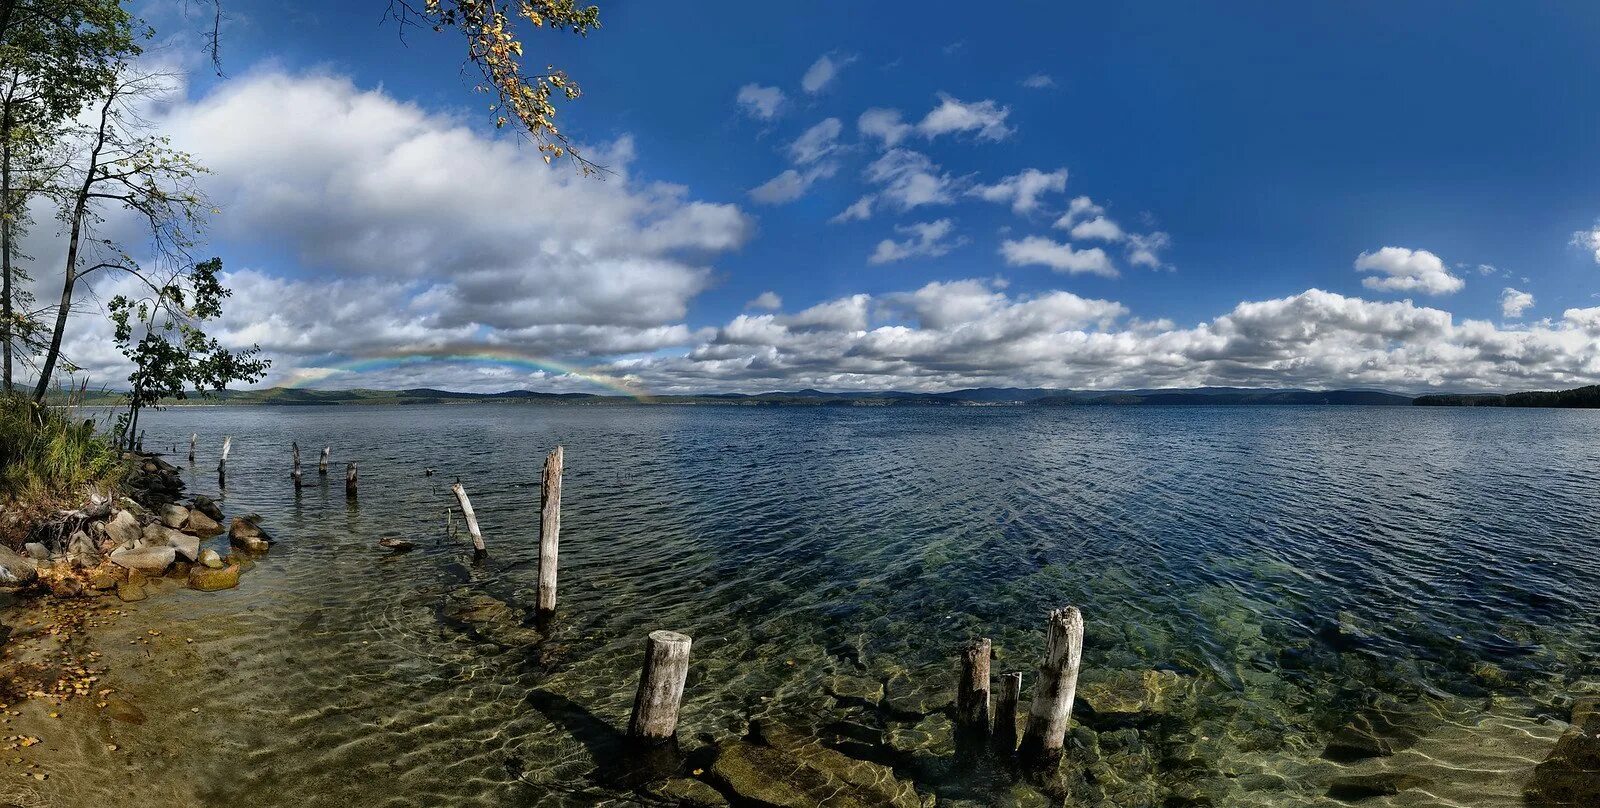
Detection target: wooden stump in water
<box><xmin>628</xmin><ymin>630</ymin><xmax>692</xmax><ymax>743</ymax></box>
<box><xmin>291</xmin><ymin>442</ymin><xmax>302</xmax><ymax>490</ymax></box>
<box><xmin>218</xmin><ymin>436</ymin><xmax>232</xmax><ymax>487</ymax></box>
<box><xmin>345</xmin><ymin>462</ymin><xmax>358</xmax><ymax>501</ymax></box>
<box><xmin>1019</xmin><ymin>607</ymin><xmax>1084</xmax><ymax>770</ymax></box>
<box><xmin>318</xmin><ymin>447</ymin><xmax>329</xmax><ymax>476</ymax></box>
<box><xmin>188</xmin><ymin>433</ymin><xmax>196</xmax><ymax>463</ymax></box>
<box><xmin>993</xmin><ymin>671</ymin><xmax>1022</xmax><ymax>752</ymax></box>
<box><xmin>538</xmin><ymin>445</ymin><xmax>563</xmax><ymax>615</ymax></box>
<box><xmin>957</xmin><ymin>638</ymin><xmax>993</xmax><ymax>737</ymax></box>
<box><xmin>450</xmin><ymin>482</ymin><xmax>485</xmax><ymax>553</ymax></box>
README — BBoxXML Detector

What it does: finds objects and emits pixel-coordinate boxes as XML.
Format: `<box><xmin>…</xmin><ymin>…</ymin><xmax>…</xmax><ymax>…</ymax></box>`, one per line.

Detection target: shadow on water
<box><xmin>522</xmin><ymin>689</ymin><xmax>685</xmax><ymax>791</ymax></box>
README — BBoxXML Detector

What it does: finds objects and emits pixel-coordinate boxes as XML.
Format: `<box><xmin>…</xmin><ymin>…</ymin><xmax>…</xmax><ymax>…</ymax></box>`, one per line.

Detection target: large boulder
<box><xmin>67</xmin><ymin>530</ymin><xmax>100</xmax><ymax>568</ymax></box>
<box><xmin>229</xmin><ymin>516</ymin><xmax>271</xmax><ymax>552</ymax></box>
<box><xmin>108</xmin><ymin>545</ymin><xmax>176</xmax><ymax>574</ymax></box>
<box><xmin>706</xmin><ymin>726</ymin><xmax>930</xmax><ymax>808</ymax></box>
<box><xmin>159</xmin><ymin>503</ymin><xmax>190</xmax><ymax>529</ymax></box>
<box><xmin>1526</xmin><ymin>698</ymin><xmax>1600</xmax><ymax>806</ymax></box>
<box><xmin>0</xmin><ymin>546</ymin><xmax>38</xmax><ymax>588</ymax></box>
<box><xmin>189</xmin><ymin>495</ymin><xmax>223</xmax><ymax>522</ymax></box>
<box><xmin>105</xmin><ymin>510</ymin><xmax>142</xmax><ymax>547</ymax></box>
<box><xmin>183</xmin><ymin>511</ymin><xmax>224</xmax><ymax>538</ymax></box>
<box><xmin>188</xmin><ymin>562</ymin><xmax>240</xmax><ymax>592</ymax></box>
<box><xmin>142</xmin><ymin>525</ymin><xmax>200</xmax><ymax>562</ymax></box>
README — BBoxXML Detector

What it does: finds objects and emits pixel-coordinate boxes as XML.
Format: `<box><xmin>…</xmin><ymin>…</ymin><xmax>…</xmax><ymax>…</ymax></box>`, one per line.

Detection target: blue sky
<box><xmin>55</xmin><ymin>1</ymin><xmax>1600</xmax><ymax>393</ymax></box>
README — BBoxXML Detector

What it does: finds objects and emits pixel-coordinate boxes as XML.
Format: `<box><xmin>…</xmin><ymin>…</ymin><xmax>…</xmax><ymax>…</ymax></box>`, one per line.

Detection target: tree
<box><xmin>107</xmin><ymin>256</ymin><xmax>266</xmax><ymax>449</ymax></box>
<box><xmin>30</xmin><ymin>66</ymin><xmax>208</xmax><ymax>403</ymax></box>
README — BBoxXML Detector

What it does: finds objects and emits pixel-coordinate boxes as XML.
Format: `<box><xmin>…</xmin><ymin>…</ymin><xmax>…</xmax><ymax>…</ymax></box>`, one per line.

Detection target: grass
<box><xmin>0</xmin><ymin>389</ymin><xmax>126</xmax><ymax>512</ymax></box>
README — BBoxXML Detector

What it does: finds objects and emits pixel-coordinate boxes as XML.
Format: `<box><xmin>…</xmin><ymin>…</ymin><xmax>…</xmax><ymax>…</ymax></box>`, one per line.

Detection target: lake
<box><xmin>18</xmin><ymin>404</ymin><xmax>1599</xmax><ymax>806</ymax></box>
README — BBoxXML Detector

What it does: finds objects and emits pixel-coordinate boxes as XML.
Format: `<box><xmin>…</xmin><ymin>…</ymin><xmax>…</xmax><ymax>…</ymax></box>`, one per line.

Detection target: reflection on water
<box><xmin>5</xmin><ymin>404</ymin><xmax>1597</xmax><ymax>806</ymax></box>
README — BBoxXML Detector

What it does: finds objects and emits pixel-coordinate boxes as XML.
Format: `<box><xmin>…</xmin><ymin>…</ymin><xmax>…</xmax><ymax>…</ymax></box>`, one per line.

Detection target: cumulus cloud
<box><xmin>863</xmin><ymin>149</ymin><xmax>956</xmax><ymax>211</ymax></box>
<box><xmin>749</xmin><ymin>163</ymin><xmax>838</xmax><ymax>204</ymax></box>
<box><xmin>747</xmin><ymin>291</ymin><xmax>783</xmax><ymax>310</ymax></box>
<box><xmin>1355</xmin><ymin>247</ymin><xmax>1464</xmax><ymax>295</ymax></box>
<box><xmin>830</xmin><ymin>195</ymin><xmax>875</xmax><ymax>224</ymax></box>
<box><xmin>869</xmin><ymin>219</ymin><xmax>963</xmax><ymax>265</ymax></box>
<box><xmin>787</xmin><ymin>117</ymin><xmax>843</xmax><ymax>164</ymax></box>
<box><xmin>1573</xmin><ymin>222</ymin><xmax>1600</xmax><ymax>264</ymax></box>
<box><xmin>857</xmin><ymin>108</ymin><xmax>912</xmax><ymax>147</ymax></box>
<box><xmin>801</xmin><ymin>53</ymin><xmax>855</xmax><ymax>94</ymax></box>
<box><xmin>858</xmin><ymin>94</ymin><xmax>1013</xmax><ymax>147</ymax></box>
<box><xmin>1071</xmin><ymin>216</ymin><xmax>1124</xmax><ymax>242</ymax></box>
<box><xmin>968</xmin><ymin>168</ymin><xmax>1068</xmax><ymax>214</ymax></box>
<box><xmin>1500</xmin><ymin>287</ymin><xmax>1534</xmax><ymax>319</ymax></box>
<box><xmin>1021</xmin><ymin>73</ymin><xmax>1056</xmax><ymax>89</ymax></box>
<box><xmin>999</xmin><ymin>236</ymin><xmax>1117</xmax><ymax>277</ymax></box>
<box><xmin>1126</xmin><ymin>231</ymin><xmax>1171</xmax><ymax>269</ymax></box>
<box><xmin>736</xmin><ymin>83</ymin><xmax>785</xmax><ymax>120</ymax></box>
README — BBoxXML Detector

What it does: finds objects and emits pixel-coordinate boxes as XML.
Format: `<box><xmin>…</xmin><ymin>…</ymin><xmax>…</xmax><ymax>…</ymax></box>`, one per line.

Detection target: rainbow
<box><xmin>276</xmin><ymin>349</ymin><xmax>653</xmax><ymax>401</ymax></box>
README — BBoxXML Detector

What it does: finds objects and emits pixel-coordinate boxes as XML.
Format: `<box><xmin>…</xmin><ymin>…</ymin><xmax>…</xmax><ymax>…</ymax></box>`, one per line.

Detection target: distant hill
<box><xmin>1036</xmin><ymin>389</ymin><xmax>1413</xmax><ymax>406</ymax></box>
<box><xmin>1413</xmin><ymin>385</ymin><xmax>1600</xmax><ymax>408</ymax></box>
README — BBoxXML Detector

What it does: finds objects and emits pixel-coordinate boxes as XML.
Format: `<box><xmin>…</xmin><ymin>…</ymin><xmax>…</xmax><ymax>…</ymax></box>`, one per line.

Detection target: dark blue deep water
<box><xmin>27</xmin><ymin>404</ymin><xmax>1600</xmax><ymax>806</ymax></box>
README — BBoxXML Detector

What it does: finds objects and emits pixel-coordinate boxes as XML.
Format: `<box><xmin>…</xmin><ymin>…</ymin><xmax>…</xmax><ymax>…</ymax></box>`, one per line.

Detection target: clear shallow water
<box><xmin>9</xmin><ymin>404</ymin><xmax>1600</xmax><ymax>806</ymax></box>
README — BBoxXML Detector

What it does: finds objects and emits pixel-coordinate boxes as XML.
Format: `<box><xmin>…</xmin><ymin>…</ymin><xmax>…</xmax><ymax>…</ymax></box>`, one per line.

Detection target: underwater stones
<box><xmin>707</xmin><ymin>730</ymin><xmax>929</xmax><ymax>808</ymax></box>
<box><xmin>882</xmin><ymin>669</ymin><xmax>953</xmax><ymax>718</ymax></box>
<box><xmin>1077</xmin><ymin>669</ymin><xmax>1190</xmax><ymax>724</ymax></box>
<box><xmin>229</xmin><ymin>516</ymin><xmax>271</xmax><ymax>552</ymax></box>
<box><xmin>377</xmin><ymin>537</ymin><xmax>416</xmax><ymax>552</ymax></box>
<box><xmin>1322</xmin><ymin>703</ymin><xmax>1431</xmax><ymax>762</ymax></box>
<box><xmin>647</xmin><ymin>777</ymin><xmax>728</xmax><ymax>806</ymax></box>
<box><xmin>105</xmin><ymin>510</ymin><xmax>141</xmax><ymax>547</ymax></box>
<box><xmin>183</xmin><ymin>511</ymin><xmax>224</xmax><ymax>538</ymax></box>
<box><xmin>1326</xmin><ymin>772</ymin><xmax>1430</xmax><ymax>802</ymax></box>
<box><xmin>116</xmin><ymin>578</ymin><xmax>147</xmax><ymax>602</ymax></box>
<box><xmin>198</xmin><ymin>548</ymin><xmax>224</xmax><ymax>569</ymax></box>
<box><xmin>826</xmin><ymin>674</ymin><xmax>883</xmax><ymax>706</ymax></box>
<box><xmin>1525</xmin><ymin>697</ymin><xmax>1600</xmax><ymax>807</ymax></box>
<box><xmin>442</xmin><ymin>592</ymin><xmax>542</xmax><ymax>647</ymax></box>
<box><xmin>189</xmin><ymin>562</ymin><xmax>241</xmax><ymax>592</ymax></box>
<box><xmin>159</xmin><ymin>503</ymin><xmax>190</xmax><ymax>529</ymax></box>
<box><xmin>109</xmin><ymin>544</ymin><xmax>176</xmax><ymax>574</ymax></box>
<box><xmin>885</xmin><ymin>713</ymin><xmax>952</xmax><ymax>757</ymax></box>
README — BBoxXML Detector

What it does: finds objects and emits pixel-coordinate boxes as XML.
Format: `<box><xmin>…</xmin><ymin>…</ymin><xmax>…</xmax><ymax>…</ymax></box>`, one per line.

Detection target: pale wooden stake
<box><xmin>188</xmin><ymin>433</ymin><xmax>197</xmax><ymax>463</ymax></box>
<box><xmin>450</xmin><ymin>482</ymin><xmax>485</xmax><ymax>553</ymax></box>
<box><xmin>345</xmin><ymin>461</ymin><xmax>358</xmax><ymax>500</ymax></box>
<box><xmin>1019</xmin><ymin>607</ymin><xmax>1084</xmax><ymax>768</ymax></box>
<box><xmin>318</xmin><ymin>447</ymin><xmax>329</xmax><ymax>476</ymax></box>
<box><xmin>957</xmin><ymin>637</ymin><xmax>993</xmax><ymax>736</ymax></box>
<box><xmin>218</xmin><ymin>436</ymin><xmax>232</xmax><ymax>469</ymax></box>
<box><xmin>291</xmin><ymin>441</ymin><xmax>302</xmax><ymax>489</ymax></box>
<box><xmin>993</xmin><ymin>671</ymin><xmax>1022</xmax><ymax>752</ymax></box>
<box><xmin>628</xmin><ymin>630</ymin><xmax>692</xmax><ymax>743</ymax></box>
<box><xmin>538</xmin><ymin>445</ymin><xmax>563</xmax><ymax>614</ymax></box>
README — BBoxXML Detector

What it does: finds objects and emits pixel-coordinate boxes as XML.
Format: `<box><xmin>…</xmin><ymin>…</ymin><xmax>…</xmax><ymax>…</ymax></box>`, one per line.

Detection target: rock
<box><xmin>706</xmin><ymin>732</ymin><xmax>929</xmax><ymax>808</ymax></box>
<box><xmin>159</xmin><ymin>503</ymin><xmax>190</xmax><ymax>529</ymax></box>
<box><xmin>102</xmin><ymin>696</ymin><xmax>145</xmax><ymax>725</ymax></box>
<box><xmin>442</xmin><ymin>592</ymin><xmax>542</xmax><ymax>647</ymax></box>
<box><xmin>0</xmin><ymin>546</ymin><xmax>38</xmax><ymax>588</ymax></box>
<box><xmin>647</xmin><ymin>778</ymin><xmax>729</xmax><ymax>806</ymax></box>
<box><xmin>378</xmin><ymin>537</ymin><xmax>416</xmax><ymax>552</ymax></box>
<box><xmin>188</xmin><ymin>562</ymin><xmax>241</xmax><ymax>592</ymax></box>
<box><xmin>189</xmin><ymin>495</ymin><xmax>223</xmax><ymax>521</ymax></box>
<box><xmin>105</xmin><ymin>510</ymin><xmax>142</xmax><ymax>547</ymax></box>
<box><xmin>86</xmin><ymin>566</ymin><xmax>123</xmax><ymax>590</ymax></box>
<box><xmin>67</xmin><ymin>530</ymin><xmax>100</xmax><ymax>567</ymax></box>
<box><xmin>198</xmin><ymin>548</ymin><xmax>224</xmax><ymax>569</ymax></box>
<box><xmin>882</xmin><ymin>670</ymin><xmax>954</xmax><ymax>718</ymax></box>
<box><xmin>22</xmin><ymin>542</ymin><xmax>47</xmax><ymax>560</ymax></box>
<box><xmin>141</xmin><ymin>525</ymin><xmax>200</xmax><ymax>562</ymax></box>
<box><xmin>826</xmin><ymin>674</ymin><xmax>884</xmax><ymax>706</ymax></box>
<box><xmin>1526</xmin><ymin>697</ymin><xmax>1600</xmax><ymax>807</ymax></box>
<box><xmin>1322</xmin><ymin>703</ymin><xmax>1432</xmax><ymax>762</ymax></box>
<box><xmin>49</xmin><ymin>575</ymin><xmax>85</xmax><ymax>598</ymax></box>
<box><xmin>116</xmin><ymin>579</ymin><xmax>147</xmax><ymax>602</ymax></box>
<box><xmin>1077</xmin><ymin>669</ymin><xmax>1190</xmax><ymax>724</ymax></box>
<box><xmin>229</xmin><ymin>516</ymin><xmax>271</xmax><ymax>552</ymax></box>
<box><xmin>885</xmin><ymin>713</ymin><xmax>952</xmax><ymax>757</ymax></box>
<box><xmin>183</xmin><ymin>511</ymin><xmax>224</xmax><ymax>538</ymax></box>
<box><xmin>1327</xmin><ymin>772</ymin><xmax>1430</xmax><ymax>801</ymax></box>
<box><xmin>108</xmin><ymin>545</ymin><xmax>176</xmax><ymax>574</ymax></box>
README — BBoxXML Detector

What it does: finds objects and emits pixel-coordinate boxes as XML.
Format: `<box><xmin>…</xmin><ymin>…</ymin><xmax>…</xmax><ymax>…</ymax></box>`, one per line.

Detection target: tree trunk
<box><xmin>2</xmin><ymin>97</ymin><xmax>14</xmax><ymax>394</ymax></box>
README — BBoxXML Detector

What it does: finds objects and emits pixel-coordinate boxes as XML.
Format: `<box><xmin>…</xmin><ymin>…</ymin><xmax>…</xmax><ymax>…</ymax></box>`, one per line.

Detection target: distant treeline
<box><xmin>1412</xmin><ymin>385</ymin><xmax>1600</xmax><ymax>408</ymax></box>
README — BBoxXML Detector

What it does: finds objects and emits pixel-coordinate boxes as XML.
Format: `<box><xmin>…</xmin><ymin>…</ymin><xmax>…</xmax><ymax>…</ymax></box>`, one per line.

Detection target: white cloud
<box><xmin>1573</xmin><ymin>222</ymin><xmax>1600</xmax><ymax>264</ymax></box>
<box><xmin>736</xmin><ymin>83</ymin><xmax>785</xmax><ymax>120</ymax></box>
<box><xmin>1126</xmin><ymin>231</ymin><xmax>1171</xmax><ymax>269</ymax></box>
<box><xmin>1070</xmin><ymin>216</ymin><xmax>1125</xmax><ymax>242</ymax></box>
<box><xmin>916</xmin><ymin>93</ymin><xmax>1014</xmax><ymax>141</ymax></box>
<box><xmin>801</xmin><ymin>53</ymin><xmax>855</xmax><ymax>94</ymax></box>
<box><xmin>748</xmin><ymin>163</ymin><xmax>838</xmax><ymax>204</ymax></box>
<box><xmin>869</xmin><ymin>219</ymin><xmax>963</xmax><ymax>265</ymax></box>
<box><xmin>787</xmin><ymin>118</ymin><xmax>843</xmax><ymax>165</ymax></box>
<box><xmin>863</xmin><ymin>149</ymin><xmax>956</xmax><ymax>211</ymax></box>
<box><xmin>968</xmin><ymin>168</ymin><xmax>1068</xmax><ymax>214</ymax></box>
<box><xmin>1021</xmin><ymin>73</ymin><xmax>1056</xmax><ymax>89</ymax></box>
<box><xmin>999</xmin><ymin>236</ymin><xmax>1117</xmax><ymax>277</ymax></box>
<box><xmin>1355</xmin><ymin>247</ymin><xmax>1464</xmax><ymax>295</ymax></box>
<box><xmin>1500</xmin><ymin>287</ymin><xmax>1534</xmax><ymax>319</ymax></box>
<box><xmin>830</xmin><ymin>195</ymin><xmax>874</xmax><ymax>223</ymax></box>
<box><xmin>747</xmin><ymin>291</ymin><xmax>783</xmax><ymax>310</ymax></box>
<box><xmin>858</xmin><ymin>108</ymin><xmax>912</xmax><ymax>147</ymax></box>
<box><xmin>1054</xmin><ymin>196</ymin><xmax>1105</xmax><ymax>230</ymax></box>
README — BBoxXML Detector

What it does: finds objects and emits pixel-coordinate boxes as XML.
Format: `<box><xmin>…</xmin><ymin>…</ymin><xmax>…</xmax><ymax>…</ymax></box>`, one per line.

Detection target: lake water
<box><xmin>13</xmin><ymin>404</ymin><xmax>1600</xmax><ymax>806</ymax></box>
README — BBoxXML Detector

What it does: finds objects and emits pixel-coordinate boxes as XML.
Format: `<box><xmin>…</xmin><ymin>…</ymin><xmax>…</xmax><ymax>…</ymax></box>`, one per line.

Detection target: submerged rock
<box><xmin>1322</xmin><ymin>702</ymin><xmax>1432</xmax><ymax>762</ymax></box>
<box><xmin>183</xmin><ymin>511</ymin><xmax>224</xmax><ymax>538</ymax></box>
<box><xmin>647</xmin><ymin>777</ymin><xmax>729</xmax><ymax>806</ymax></box>
<box><xmin>189</xmin><ymin>495</ymin><xmax>224</xmax><ymax>522</ymax></box>
<box><xmin>1077</xmin><ymin>669</ymin><xmax>1190</xmax><ymax>724</ymax></box>
<box><xmin>442</xmin><ymin>592</ymin><xmax>542</xmax><ymax>647</ymax></box>
<box><xmin>1327</xmin><ymin>772</ymin><xmax>1430</xmax><ymax>801</ymax></box>
<box><xmin>116</xmin><ymin>579</ymin><xmax>147</xmax><ymax>602</ymax></box>
<box><xmin>198</xmin><ymin>548</ymin><xmax>225</xmax><ymax>569</ymax></box>
<box><xmin>707</xmin><ymin>727</ymin><xmax>930</xmax><ymax>808</ymax></box>
<box><xmin>378</xmin><ymin>537</ymin><xmax>416</xmax><ymax>552</ymax></box>
<box><xmin>229</xmin><ymin>516</ymin><xmax>271</xmax><ymax>552</ymax></box>
<box><xmin>189</xmin><ymin>562</ymin><xmax>241</xmax><ymax>592</ymax></box>
<box><xmin>1526</xmin><ymin>697</ymin><xmax>1600</xmax><ymax>807</ymax></box>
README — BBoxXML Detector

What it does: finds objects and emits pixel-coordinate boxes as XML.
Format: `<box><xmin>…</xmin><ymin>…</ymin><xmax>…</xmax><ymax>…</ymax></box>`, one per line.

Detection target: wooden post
<box><xmin>1019</xmin><ymin>607</ymin><xmax>1084</xmax><ymax>768</ymax></box>
<box><xmin>218</xmin><ymin>436</ymin><xmax>231</xmax><ymax>487</ymax></box>
<box><xmin>135</xmin><ymin>430</ymin><xmax>144</xmax><ymax>452</ymax></box>
<box><xmin>538</xmin><ymin>445</ymin><xmax>563</xmax><ymax>614</ymax></box>
<box><xmin>345</xmin><ymin>461</ymin><xmax>358</xmax><ymax>500</ymax></box>
<box><xmin>318</xmin><ymin>447</ymin><xmax>329</xmax><ymax>476</ymax></box>
<box><xmin>450</xmin><ymin>482</ymin><xmax>485</xmax><ymax>553</ymax></box>
<box><xmin>628</xmin><ymin>630</ymin><xmax>692</xmax><ymax>743</ymax></box>
<box><xmin>291</xmin><ymin>441</ymin><xmax>302</xmax><ymax>489</ymax></box>
<box><xmin>993</xmin><ymin>671</ymin><xmax>1022</xmax><ymax>752</ymax></box>
<box><xmin>957</xmin><ymin>638</ymin><xmax>992</xmax><ymax>737</ymax></box>
<box><xmin>188</xmin><ymin>433</ymin><xmax>196</xmax><ymax>463</ymax></box>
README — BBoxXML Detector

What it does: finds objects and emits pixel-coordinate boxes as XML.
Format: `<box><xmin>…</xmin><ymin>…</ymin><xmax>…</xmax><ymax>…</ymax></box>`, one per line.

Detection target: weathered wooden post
<box><xmin>450</xmin><ymin>482</ymin><xmax>486</xmax><ymax>554</ymax></box>
<box><xmin>538</xmin><ymin>445</ymin><xmax>563</xmax><ymax>615</ymax></box>
<box><xmin>1019</xmin><ymin>607</ymin><xmax>1084</xmax><ymax>769</ymax></box>
<box><xmin>218</xmin><ymin>436</ymin><xmax>232</xmax><ymax>487</ymax></box>
<box><xmin>188</xmin><ymin>433</ymin><xmax>197</xmax><ymax>463</ymax></box>
<box><xmin>628</xmin><ymin>630</ymin><xmax>692</xmax><ymax>743</ymax></box>
<box><xmin>957</xmin><ymin>637</ymin><xmax>993</xmax><ymax>737</ymax></box>
<box><xmin>345</xmin><ymin>461</ymin><xmax>358</xmax><ymax>500</ymax></box>
<box><xmin>291</xmin><ymin>442</ymin><xmax>302</xmax><ymax>489</ymax></box>
<box><xmin>318</xmin><ymin>447</ymin><xmax>329</xmax><ymax>476</ymax></box>
<box><xmin>993</xmin><ymin>671</ymin><xmax>1022</xmax><ymax>752</ymax></box>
